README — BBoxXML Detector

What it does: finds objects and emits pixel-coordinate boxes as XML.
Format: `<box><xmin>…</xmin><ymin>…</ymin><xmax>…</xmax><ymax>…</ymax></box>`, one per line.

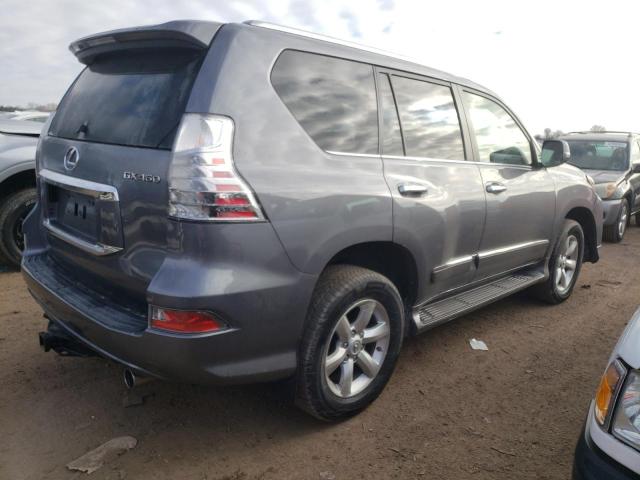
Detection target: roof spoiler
<box><xmin>69</xmin><ymin>20</ymin><xmax>222</xmax><ymax>64</ymax></box>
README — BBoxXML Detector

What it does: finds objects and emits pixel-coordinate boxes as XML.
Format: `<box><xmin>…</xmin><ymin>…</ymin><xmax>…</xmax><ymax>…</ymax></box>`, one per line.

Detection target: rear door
<box><xmin>377</xmin><ymin>70</ymin><xmax>486</xmax><ymax>302</ymax></box>
<box><xmin>458</xmin><ymin>88</ymin><xmax>556</xmax><ymax>281</ymax></box>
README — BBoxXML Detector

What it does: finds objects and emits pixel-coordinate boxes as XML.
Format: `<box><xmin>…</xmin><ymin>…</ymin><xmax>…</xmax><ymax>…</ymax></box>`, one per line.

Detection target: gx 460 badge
<box><xmin>123</xmin><ymin>171</ymin><xmax>161</xmax><ymax>183</ymax></box>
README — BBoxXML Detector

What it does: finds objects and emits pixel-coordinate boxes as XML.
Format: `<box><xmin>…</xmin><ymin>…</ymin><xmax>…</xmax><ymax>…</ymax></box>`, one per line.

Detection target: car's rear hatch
<box><xmin>37</xmin><ymin>21</ymin><xmax>222</xmax><ymax>311</ymax></box>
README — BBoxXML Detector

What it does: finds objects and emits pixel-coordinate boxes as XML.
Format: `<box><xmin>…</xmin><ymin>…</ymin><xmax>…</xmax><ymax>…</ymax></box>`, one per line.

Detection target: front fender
<box><xmin>550</xmin><ymin>164</ymin><xmax>603</xmax><ymax>262</ymax></box>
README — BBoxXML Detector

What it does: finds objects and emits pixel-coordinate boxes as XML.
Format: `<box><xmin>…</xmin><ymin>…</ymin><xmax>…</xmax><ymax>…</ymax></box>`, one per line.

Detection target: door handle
<box><xmin>486</xmin><ymin>182</ymin><xmax>507</xmax><ymax>194</ymax></box>
<box><xmin>398</xmin><ymin>183</ymin><xmax>428</xmax><ymax>196</ymax></box>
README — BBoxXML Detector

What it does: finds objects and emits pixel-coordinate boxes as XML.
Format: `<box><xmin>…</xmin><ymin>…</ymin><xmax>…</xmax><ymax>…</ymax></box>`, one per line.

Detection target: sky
<box><xmin>1</xmin><ymin>0</ymin><xmax>638</xmax><ymax>135</ymax></box>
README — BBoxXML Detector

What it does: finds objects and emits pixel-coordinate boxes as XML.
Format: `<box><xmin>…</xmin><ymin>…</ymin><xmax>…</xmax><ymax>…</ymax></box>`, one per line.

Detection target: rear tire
<box><xmin>603</xmin><ymin>199</ymin><xmax>629</xmax><ymax>243</ymax></box>
<box><xmin>531</xmin><ymin>219</ymin><xmax>584</xmax><ymax>304</ymax></box>
<box><xmin>295</xmin><ymin>265</ymin><xmax>405</xmax><ymax>421</ymax></box>
<box><xmin>0</xmin><ymin>188</ymin><xmax>37</xmax><ymax>269</ymax></box>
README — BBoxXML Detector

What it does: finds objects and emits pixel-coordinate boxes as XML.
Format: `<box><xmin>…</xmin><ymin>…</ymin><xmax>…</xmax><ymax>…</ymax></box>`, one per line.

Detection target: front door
<box><xmin>459</xmin><ymin>88</ymin><xmax>556</xmax><ymax>281</ymax></box>
<box><xmin>377</xmin><ymin>71</ymin><xmax>486</xmax><ymax>303</ymax></box>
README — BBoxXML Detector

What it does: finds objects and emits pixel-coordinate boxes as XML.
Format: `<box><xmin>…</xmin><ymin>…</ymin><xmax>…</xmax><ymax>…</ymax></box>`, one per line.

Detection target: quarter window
<box><xmin>391</xmin><ymin>76</ymin><xmax>465</xmax><ymax>160</ymax></box>
<box><xmin>462</xmin><ymin>92</ymin><xmax>532</xmax><ymax>166</ymax></box>
<box><xmin>271</xmin><ymin>50</ymin><xmax>378</xmax><ymax>154</ymax></box>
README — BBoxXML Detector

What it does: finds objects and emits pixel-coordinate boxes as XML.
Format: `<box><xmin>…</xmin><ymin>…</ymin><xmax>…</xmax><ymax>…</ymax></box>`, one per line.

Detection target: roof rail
<box><xmin>566</xmin><ymin>131</ymin><xmax>636</xmax><ymax>136</ymax></box>
<box><xmin>244</xmin><ymin>20</ymin><xmax>417</xmax><ymax>64</ymax></box>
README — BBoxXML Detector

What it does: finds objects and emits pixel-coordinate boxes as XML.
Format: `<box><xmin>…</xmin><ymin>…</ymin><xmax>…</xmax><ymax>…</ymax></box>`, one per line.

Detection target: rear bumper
<box><xmin>602</xmin><ymin>199</ymin><xmax>623</xmax><ymax>226</ymax></box>
<box><xmin>22</xmin><ymin>251</ymin><xmax>316</xmax><ymax>385</ymax></box>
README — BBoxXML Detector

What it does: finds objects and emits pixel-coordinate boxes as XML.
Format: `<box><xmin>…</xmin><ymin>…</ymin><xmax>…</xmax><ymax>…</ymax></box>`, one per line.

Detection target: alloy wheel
<box><xmin>323</xmin><ymin>299</ymin><xmax>391</xmax><ymax>398</ymax></box>
<box><xmin>618</xmin><ymin>203</ymin><xmax>628</xmax><ymax>238</ymax></box>
<box><xmin>555</xmin><ymin>234</ymin><xmax>579</xmax><ymax>295</ymax></box>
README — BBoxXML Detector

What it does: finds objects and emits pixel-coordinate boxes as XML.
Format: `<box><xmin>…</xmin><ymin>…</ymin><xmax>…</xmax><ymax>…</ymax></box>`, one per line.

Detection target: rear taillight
<box><xmin>150</xmin><ymin>306</ymin><xmax>225</xmax><ymax>333</ymax></box>
<box><xmin>168</xmin><ymin>114</ymin><xmax>266</xmax><ymax>222</ymax></box>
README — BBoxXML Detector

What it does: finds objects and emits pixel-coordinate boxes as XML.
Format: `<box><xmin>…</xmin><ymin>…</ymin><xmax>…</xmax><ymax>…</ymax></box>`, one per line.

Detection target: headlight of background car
<box><xmin>594</xmin><ymin>182</ymin><xmax>623</xmax><ymax>200</ymax></box>
<box><xmin>613</xmin><ymin>370</ymin><xmax>640</xmax><ymax>451</ymax></box>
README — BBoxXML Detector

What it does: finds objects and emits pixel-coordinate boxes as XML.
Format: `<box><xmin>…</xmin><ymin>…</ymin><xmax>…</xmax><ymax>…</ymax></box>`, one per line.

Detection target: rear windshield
<box><xmin>49</xmin><ymin>48</ymin><xmax>203</xmax><ymax>149</ymax></box>
<box><xmin>566</xmin><ymin>140</ymin><xmax>629</xmax><ymax>171</ymax></box>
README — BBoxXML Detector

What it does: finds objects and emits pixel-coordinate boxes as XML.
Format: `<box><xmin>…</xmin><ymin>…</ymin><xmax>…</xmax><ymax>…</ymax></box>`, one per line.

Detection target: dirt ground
<box><xmin>1</xmin><ymin>230</ymin><xmax>639</xmax><ymax>480</ymax></box>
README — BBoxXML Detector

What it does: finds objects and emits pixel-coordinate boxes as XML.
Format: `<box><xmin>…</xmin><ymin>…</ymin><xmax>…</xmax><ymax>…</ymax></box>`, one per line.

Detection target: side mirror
<box><xmin>540</xmin><ymin>140</ymin><xmax>571</xmax><ymax>167</ymax></box>
<box><xmin>633</xmin><ymin>163</ymin><xmax>640</xmax><ymax>174</ymax></box>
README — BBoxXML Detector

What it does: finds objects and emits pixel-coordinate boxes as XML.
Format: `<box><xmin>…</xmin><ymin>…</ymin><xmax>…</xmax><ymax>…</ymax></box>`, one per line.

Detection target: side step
<box><xmin>414</xmin><ymin>270</ymin><xmax>545</xmax><ymax>331</ymax></box>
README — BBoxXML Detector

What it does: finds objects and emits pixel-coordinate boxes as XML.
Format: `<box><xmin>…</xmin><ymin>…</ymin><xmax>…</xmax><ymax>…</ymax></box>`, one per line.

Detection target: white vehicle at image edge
<box><xmin>573</xmin><ymin>308</ymin><xmax>640</xmax><ymax>479</ymax></box>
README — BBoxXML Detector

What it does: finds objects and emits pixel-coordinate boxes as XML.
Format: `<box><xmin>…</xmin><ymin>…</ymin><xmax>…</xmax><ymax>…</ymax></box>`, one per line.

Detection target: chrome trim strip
<box><xmin>326</xmin><ymin>150</ymin><xmax>380</xmax><ymax>158</ymax></box>
<box><xmin>432</xmin><ymin>255</ymin><xmax>474</xmax><ymax>274</ymax></box>
<box><xmin>477</xmin><ymin>239</ymin><xmax>549</xmax><ymax>260</ymax></box>
<box><xmin>383</xmin><ymin>154</ymin><xmax>533</xmax><ymax>169</ymax></box>
<box><xmin>43</xmin><ymin>219</ymin><xmax>122</xmax><ymax>256</ymax></box>
<box><xmin>40</xmin><ymin>169</ymin><xmax>119</xmax><ymax>202</ymax></box>
<box><xmin>326</xmin><ymin>152</ymin><xmax>533</xmax><ymax>170</ymax></box>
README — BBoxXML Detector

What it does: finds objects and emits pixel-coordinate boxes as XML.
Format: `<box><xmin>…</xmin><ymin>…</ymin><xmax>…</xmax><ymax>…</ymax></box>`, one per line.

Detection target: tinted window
<box><xmin>378</xmin><ymin>74</ymin><xmax>404</xmax><ymax>156</ymax></box>
<box><xmin>463</xmin><ymin>92</ymin><xmax>532</xmax><ymax>166</ymax></box>
<box><xmin>50</xmin><ymin>48</ymin><xmax>203</xmax><ymax>149</ymax></box>
<box><xmin>271</xmin><ymin>50</ymin><xmax>378</xmax><ymax>154</ymax></box>
<box><xmin>391</xmin><ymin>76</ymin><xmax>464</xmax><ymax>160</ymax></box>
<box><xmin>566</xmin><ymin>140</ymin><xmax>629</xmax><ymax>171</ymax></box>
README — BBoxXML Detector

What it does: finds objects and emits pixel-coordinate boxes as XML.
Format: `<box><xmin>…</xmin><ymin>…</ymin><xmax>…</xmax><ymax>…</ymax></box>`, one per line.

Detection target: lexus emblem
<box><xmin>63</xmin><ymin>146</ymin><xmax>80</xmax><ymax>171</ymax></box>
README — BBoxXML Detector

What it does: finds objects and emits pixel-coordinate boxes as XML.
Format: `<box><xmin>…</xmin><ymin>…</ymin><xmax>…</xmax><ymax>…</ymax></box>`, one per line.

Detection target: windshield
<box><xmin>49</xmin><ymin>48</ymin><xmax>204</xmax><ymax>150</ymax></box>
<box><xmin>566</xmin><ymin>140</ymin><xmax>629</xmax><ymax>171</ymax></box>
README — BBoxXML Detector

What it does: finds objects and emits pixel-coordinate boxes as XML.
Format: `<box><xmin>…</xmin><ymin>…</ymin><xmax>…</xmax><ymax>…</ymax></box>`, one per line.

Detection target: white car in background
<box><xmin>4</xmin><ymin>111</ymin><xmax>50</xmax><ymax>123</ymax></box>
<box><xmin>574</xmin><ymin>308</ymin><xmax>640</xmax><ymax>478</ymax></box>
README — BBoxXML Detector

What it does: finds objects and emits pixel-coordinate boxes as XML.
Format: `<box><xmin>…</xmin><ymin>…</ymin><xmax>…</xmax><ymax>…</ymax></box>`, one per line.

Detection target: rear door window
<box><xmin>271</xmin><ymin>50</ymin><xmax>378</xmax><ymax>154</ymax></box>
<box><xmin>49</xmin><ymin>48</ymin><xmax>204</xmax><ymax>150</ymax></box>
<box><xmin>391</xmin><ymin>76</ymin><xmax>465</xmax><ymax>160</ymax></box>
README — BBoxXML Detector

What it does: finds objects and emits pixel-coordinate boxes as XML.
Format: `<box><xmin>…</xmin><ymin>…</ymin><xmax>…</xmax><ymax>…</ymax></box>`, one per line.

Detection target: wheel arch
<box><xmin>322</xmin><ymin>241</ymin><xmax>419</xmax><ymax>308</ymax></box>
<box><xmin>0</xmin><ymin>168</ymin><xmax>36</xmax><ymax>201</ymax></box>
<box><xmin>565</xmin><ymin>207</ymin><xmax>598</xmax><ymax>262</ymax></box>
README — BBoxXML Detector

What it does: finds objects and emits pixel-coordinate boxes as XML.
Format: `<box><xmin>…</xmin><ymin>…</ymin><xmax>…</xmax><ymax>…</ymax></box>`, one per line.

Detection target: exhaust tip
<box><xmin>123</xmin><ymin>368</ymin><xmax>136</xmax><ymax>389</ymax></box>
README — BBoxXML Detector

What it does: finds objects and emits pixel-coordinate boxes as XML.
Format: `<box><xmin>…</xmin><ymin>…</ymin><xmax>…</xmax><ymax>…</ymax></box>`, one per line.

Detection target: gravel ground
<box><xmin>1</xmin><ymin>230</ymin><xmax>639</xmax><ymax>480</ymax></box>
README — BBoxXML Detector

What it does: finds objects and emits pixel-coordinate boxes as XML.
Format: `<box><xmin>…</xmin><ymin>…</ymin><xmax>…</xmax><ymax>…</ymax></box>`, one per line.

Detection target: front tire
<box><xmin>295</xmin><ymin>265</ymin><xmax>405</xmax><ymax>421</ymax></box>
<box><xmin>532</xmin><ymin>219</ymin><xmax>584</xmax><ymax>304</ymax></box>
<box><xmin>0</xmin><ymin>187</ymin><xmax>37</xmax><ymax>269</ymax></box>
<box><xmin>603</xmin><ymin>199</ymin><xmax>629</xmax><ymax>243</ymax></box>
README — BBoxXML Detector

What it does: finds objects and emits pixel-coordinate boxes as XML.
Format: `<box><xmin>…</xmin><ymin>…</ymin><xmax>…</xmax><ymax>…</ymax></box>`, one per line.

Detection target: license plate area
<box><xmin>41</xmin><ymin>169</ymin><xmax>124</xmax><ymax>255</ymax></box>
<box><xmin>49</xmin><ymin>187</ymin><xmax>99</xmax><ymax>242</ymax></box>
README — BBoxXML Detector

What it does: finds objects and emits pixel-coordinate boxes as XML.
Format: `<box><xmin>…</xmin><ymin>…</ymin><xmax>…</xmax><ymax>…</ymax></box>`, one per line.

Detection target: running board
<box><xmin>413</xmin><ymin>270</ymin><xmax>545</xmax><ymax>331</ymax></box>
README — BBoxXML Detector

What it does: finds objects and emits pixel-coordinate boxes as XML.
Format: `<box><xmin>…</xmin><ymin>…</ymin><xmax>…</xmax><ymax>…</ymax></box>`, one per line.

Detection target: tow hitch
<box><xmin>38</xmin><ymin>319</ymin><xmax>96</xmax><ymax>357</ymax></box>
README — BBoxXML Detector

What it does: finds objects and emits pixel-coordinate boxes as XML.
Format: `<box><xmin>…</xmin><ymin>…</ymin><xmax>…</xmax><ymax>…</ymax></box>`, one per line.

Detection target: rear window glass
<box><xmin>271</xmin><ymin>50</ymin><xmax>378</xmax><ymax>154</ymax></box>
<box><xmin>49</xmin><ymin>48</ymin><xmax>203</xmax><ymax>149</ymax></box>
<box><xmin>391</xmin><ymin>76</ymin><xmax>465</xmax><ymax>160</ymax></box>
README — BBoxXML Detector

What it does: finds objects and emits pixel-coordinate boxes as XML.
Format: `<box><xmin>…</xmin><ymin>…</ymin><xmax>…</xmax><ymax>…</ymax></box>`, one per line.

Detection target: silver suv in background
<box><xmin>0</xmin><ymin>118</ymin><xmax>39</xmax><ymax>268</ymax></box>
<box><xmin>560</xmin><ymin>131</ymin><xmax>640</xmax><ymax>243</ymax></box>
<box><xmin>23</xmin><ymin>20</ymin><xmax>602</xmax><ymax>420</ymax></box>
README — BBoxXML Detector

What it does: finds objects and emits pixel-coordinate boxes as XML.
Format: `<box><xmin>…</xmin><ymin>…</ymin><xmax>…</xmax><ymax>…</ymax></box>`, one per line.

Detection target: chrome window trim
<box><xmin>326</xmin><ymin>150</ymin><xmax>381</xmax><ymax>158</ymax></box>
<box><xmin>43</xmin><ymin>219</ymin><xmax>122</xmax><ymax>256</ymax></box>
<box><xmin>40</xmin><ymin>169</ymin><xmax>119</xmax><ymax>201</ymax></box>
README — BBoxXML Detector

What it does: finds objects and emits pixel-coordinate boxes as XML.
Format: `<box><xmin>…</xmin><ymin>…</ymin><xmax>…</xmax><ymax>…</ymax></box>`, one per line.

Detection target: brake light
<box><xmin>150</xmin><ymin>307</ymin><xmax>225</xmax><ymax>333</ymax></box>
<box><xmin>168</xmin><ymin>114</ymin><xmax>266</xmax><ymax>222</ymax></box>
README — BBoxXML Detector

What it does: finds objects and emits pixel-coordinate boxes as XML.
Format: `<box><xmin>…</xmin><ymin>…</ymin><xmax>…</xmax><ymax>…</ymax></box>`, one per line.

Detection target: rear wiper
<box><xmin>76</xmin><ymin>121</ymin><xmax>89</xmax><ymax>138</ymax></box>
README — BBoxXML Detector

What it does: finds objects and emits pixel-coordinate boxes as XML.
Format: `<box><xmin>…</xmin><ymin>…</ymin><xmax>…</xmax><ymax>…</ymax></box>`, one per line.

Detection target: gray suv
<box><xmin>560</xmin><ymin>131</ymin><xmax>640</xmax><ymax>243</ymax></box>
<box><xmin>22</xmin><ymin>20</ymin><xmax>603</xmax><ymax>420</ymax></box>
